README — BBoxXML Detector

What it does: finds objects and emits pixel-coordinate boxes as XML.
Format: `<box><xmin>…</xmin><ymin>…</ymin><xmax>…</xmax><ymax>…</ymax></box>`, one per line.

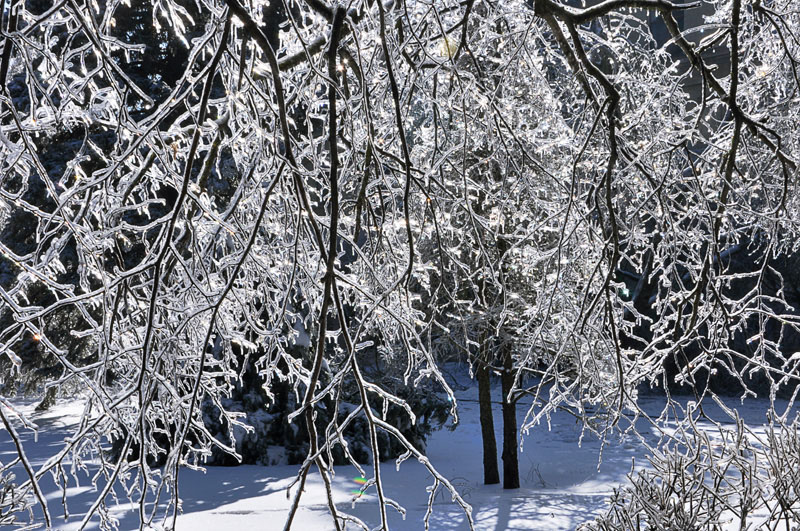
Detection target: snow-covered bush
<box><xmin>0</xmin><ymin>468</ymin><xmax>33</xmax><ymax>529</ymax></box>
<box><xmin>583</xmin><ymin>416</ymin><xmax>800</xmax><ymax>530</ymax></box>
<box><xmin>199</xmin><ymin>370</ymin><xmax>450</xmax><ymax>466</ymax></box>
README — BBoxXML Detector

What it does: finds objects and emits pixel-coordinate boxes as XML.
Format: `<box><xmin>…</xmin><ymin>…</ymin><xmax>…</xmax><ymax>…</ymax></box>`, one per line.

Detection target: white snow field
<box><xmin>0</xmin><ymin>375</ymin><xmax>785</xmax><ymax>530</ymax></box>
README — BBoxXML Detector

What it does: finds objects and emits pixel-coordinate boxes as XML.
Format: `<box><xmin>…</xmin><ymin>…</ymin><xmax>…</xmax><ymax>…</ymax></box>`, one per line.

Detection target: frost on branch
<box><xmin>582</xmin><ymin>412</ymin><xmax>800</xmax><ymax>530</ymax></box>
<box><xmin>0</xmin><ymin>0</ymin><xmax>800</xmax><ymax>528</ymax></box>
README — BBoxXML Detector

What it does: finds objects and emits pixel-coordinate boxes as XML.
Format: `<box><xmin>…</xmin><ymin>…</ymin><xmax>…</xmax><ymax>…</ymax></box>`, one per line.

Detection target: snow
<box><xmin>0</xmin><ymin>377</ymin><xmax>786</xmax><ymax>530</ymax></box>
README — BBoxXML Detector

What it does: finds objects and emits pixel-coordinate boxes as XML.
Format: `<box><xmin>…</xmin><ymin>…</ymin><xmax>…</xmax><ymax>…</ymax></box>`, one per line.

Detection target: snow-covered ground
<box><xmin>0</xmin><ymin>373</ymin><xmax>785</xmax><ymax>530</ymax></box>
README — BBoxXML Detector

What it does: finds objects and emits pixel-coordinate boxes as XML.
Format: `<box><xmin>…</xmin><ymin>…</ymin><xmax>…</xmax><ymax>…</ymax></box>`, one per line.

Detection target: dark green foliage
<box><xmin>200</xmin><ymin>358</ymin><xmax>450</xmax><ymax>466</ymax></box>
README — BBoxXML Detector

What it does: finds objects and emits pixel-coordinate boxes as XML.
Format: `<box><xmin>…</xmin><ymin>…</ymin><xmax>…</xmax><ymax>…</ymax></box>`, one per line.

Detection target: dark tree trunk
<box><xmin>501</xmin><ymin>353</ymin><xmax>519</xmax><ymax>489</ymax></box>
<box><xmin>477</xmin><ymin>362</ymin><xmax>499</xmax><ymax>485</ymax></box>
<box><xmin>35</xmin><ymin>385</ymin><xmax>57</xmax><ymax>411</ymax></box>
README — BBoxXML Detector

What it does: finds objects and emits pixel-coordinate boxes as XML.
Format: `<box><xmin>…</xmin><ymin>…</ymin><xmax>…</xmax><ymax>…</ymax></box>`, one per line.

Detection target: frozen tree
<box><xmin>1</xmin><ymin>0</ymin><xmax>800</xmax><ymax>529</ymax></box>
<box><xmin>408</xmin><ymin>4</ymin><xmax>575</xmax><ymax>489</ymax></box>
<box><xmin>512</xmin><ymin>0</ymin><xmax>800</xmax><ymax>426</ymax></box>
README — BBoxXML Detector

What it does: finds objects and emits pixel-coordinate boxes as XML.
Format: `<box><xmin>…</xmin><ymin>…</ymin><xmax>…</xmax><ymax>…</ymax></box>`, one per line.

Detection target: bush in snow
<box><xmin>200</xmin><ymin>360</ymin><xmax>450</xmax><ymax>466</ymax></box>
<box><xmin>582</xmin><ymin>416</ymin><xmax>800</xmax><ymax>531</ymax></box>
<box><xmin>0</xmin><ymin>468</ymin><xmax>33</xmax><ymax>529</ymax></box>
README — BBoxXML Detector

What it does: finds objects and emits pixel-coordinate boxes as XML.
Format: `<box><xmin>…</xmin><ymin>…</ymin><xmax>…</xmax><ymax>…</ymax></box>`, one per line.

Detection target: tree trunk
<box><xmin>477</xmin><ymin>362</ymin><xmax>499</xmax><ymax>485</ymax></box>
<box><xmin>501</xmin><ymin>353</ymin><xmax>519</xmax><ymax>489</ymax></box>
<box><xmin>35</xmin><ymin>386</ymin><xmax>57</xmax><ymax>411</ymax></box>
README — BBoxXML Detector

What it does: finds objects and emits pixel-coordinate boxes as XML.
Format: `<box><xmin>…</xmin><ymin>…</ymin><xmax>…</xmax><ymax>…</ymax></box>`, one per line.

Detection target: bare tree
<box><xmin>1</xmin><ymin>0</ymin><xmax>799</xmax><ymax>529</ymax></box>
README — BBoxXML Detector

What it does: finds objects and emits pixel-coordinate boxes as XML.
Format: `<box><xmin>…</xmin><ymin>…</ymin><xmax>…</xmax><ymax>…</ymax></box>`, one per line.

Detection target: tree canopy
<box><xmin>1</xmin><ymin>0</ymin><xmax>799</xmax><ymax>528</ymax></box>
